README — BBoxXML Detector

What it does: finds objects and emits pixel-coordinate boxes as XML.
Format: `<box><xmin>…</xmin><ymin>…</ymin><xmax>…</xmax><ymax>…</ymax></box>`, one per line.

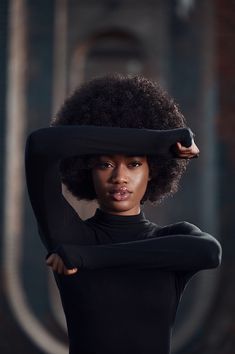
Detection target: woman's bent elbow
<box><xmin>207</xmin><ymin>241</ymin><xmax>222</xmax><ymax>268</ymax></box>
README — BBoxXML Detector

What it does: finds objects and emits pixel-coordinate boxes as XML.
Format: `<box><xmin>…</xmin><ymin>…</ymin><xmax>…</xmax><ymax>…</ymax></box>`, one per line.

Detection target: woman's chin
<box><xmin>99</xmin><ymin>201</ymin><xmax>140</xmax><ymax>215</ymax></box>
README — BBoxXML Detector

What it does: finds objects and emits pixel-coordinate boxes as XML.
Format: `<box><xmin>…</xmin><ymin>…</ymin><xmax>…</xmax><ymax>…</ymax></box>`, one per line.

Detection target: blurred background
<box><xmin>0</xmin><ymin>0</ymin><xmax>234</xmax><ymax>353</ymax></box>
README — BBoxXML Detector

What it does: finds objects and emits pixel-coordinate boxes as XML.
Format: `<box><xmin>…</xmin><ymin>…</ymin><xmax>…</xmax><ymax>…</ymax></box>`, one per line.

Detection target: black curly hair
<box><xmin>51</xmin><ymin>74</ymin><xmax>189</xmax><ymax>204</ymax></box>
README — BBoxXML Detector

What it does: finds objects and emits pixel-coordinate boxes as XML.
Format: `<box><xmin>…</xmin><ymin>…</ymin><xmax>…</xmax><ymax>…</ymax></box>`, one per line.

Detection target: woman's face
<box><xmin>91</xmin><ymin>154</ymin><xmax>150</xmax><ymax>215</ymax></box>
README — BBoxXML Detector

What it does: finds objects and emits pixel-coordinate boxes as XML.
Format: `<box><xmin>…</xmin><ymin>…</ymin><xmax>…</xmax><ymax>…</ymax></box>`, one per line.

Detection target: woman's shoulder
<box><xmin>151</xmin><ymin>220</ymin><xmax>202</xmax><ymax>237</ymax></box>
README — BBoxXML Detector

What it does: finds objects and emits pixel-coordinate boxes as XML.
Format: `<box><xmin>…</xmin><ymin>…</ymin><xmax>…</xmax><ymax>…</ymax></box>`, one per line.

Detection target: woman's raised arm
<box><xmin>25</xmin><ymin>125</ymin><xmax>194</xmax><ymax>251</ymax></box>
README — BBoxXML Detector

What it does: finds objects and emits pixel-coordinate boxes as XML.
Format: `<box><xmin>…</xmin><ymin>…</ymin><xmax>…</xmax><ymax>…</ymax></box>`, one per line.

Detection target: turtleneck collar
<box><xmin>93</xmin><ymin>208</ymin><xmax>147</xmax><ymax>226</ymax></box>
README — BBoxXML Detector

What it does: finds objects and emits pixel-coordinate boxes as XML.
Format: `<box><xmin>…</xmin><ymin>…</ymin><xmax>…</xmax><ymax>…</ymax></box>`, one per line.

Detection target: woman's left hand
<box><xmin>46</xmin><ymin>253</ymin><xmax>78</xmax><ymax>275</ymax></box>
<box><xmin>175</xmin><ymin>139</ymin><xmax>200</xmax><ymax>159</ymax></box>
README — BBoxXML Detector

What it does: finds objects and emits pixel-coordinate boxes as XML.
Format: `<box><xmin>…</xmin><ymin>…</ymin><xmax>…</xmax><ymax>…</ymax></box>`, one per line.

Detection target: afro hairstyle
<box><xmin>51</xmin><ymin>74</ymin><xmax>189</xmax><ymax>204</ymax></box>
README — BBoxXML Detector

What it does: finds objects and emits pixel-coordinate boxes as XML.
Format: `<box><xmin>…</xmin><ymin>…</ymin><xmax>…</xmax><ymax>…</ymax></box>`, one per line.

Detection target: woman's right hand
<box><xmin>175</xmin><ymin>138</ymin><xmax>200</xmax><ymax>159</ymax></box>
<box><xmin>46</xmin><ymin>253</ymin><xmax>78</xmax><ymax>275</ymax></box>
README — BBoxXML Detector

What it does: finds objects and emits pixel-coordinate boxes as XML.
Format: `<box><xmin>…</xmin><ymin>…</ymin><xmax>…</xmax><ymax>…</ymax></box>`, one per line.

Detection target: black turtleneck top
<box><xmin>25</xmin><ymin>126</ymin><xmax>222</xmax><ymax>354</ymax></box>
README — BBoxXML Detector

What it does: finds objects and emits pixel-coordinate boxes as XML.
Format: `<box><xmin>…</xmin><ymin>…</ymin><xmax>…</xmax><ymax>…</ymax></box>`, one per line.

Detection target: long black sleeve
<box><xmin>26</xmin><ymin>125</ymin><xmax>223</xmax><ymax>354</ymax></box>
<box><xmin>55</xmin><ymin>222</ymin><xmax>222</xmax><ymax>271</ymax></box>
<box><xmin>26</xmin><ymin>125</ymin><xmax>193</xmax><ymax>158</ymax></box>
<box><xmin>25</xmin><ymin>125</ymin><xmax>193</xmax><ymax>251</ymax></box>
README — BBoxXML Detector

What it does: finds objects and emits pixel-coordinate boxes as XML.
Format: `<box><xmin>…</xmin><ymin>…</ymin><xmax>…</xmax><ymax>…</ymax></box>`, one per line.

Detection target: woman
<box><xmin>25</xmin><ymin>75</ymin><xmax>221</xmax><ymax>354</ymax></box>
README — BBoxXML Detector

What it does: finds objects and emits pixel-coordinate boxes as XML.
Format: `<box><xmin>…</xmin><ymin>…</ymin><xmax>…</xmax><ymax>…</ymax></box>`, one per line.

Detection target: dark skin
<box><xmin>91</xmin><ymin>154</ymin><xmax>150</xmax><ymax>216</ymax></box>
<box><xmin>46</xmin><ymin>139</ymin><xmax>200</xmax><ymax>274</ymax></box>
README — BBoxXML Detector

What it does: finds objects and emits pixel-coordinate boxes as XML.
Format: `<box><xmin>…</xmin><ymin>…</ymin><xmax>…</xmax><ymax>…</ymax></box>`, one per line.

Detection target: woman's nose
<box><xmin>110</xmin><ymin>165</ymin><xmax>128</xmax><ymax>184</ymax></box>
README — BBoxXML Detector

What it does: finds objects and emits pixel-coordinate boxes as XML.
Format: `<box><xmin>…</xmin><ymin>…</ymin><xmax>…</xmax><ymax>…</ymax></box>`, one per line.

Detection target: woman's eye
<box><xmin>97</xmin><ymin>162</ymin><xmax>113</xmax><ymax>169</ymax></box>
<box><xmin>129</xmin><ymin>161</ymin><xmax>142</xmax><ymax>168</ymax></box>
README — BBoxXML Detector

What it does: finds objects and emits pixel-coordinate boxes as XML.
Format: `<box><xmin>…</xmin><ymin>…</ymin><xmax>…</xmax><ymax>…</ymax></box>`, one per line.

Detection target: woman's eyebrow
<box><xmin>124</xmin><ymin>155</ymin><xmax>146</xmax><ymax>159</ymax></box>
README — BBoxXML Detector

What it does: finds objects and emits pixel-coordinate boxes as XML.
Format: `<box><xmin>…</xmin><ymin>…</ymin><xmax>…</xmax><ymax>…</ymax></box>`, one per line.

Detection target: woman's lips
<box><xmin>109</xmin><ymin>187</ymin><xmax>132</xmax><ymax>201</ymax></box>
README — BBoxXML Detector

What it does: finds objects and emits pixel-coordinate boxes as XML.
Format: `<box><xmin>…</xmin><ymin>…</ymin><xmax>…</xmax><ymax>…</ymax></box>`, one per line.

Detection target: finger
<box><xmin>179</xmin><ymin>154</ymin><xmax>198</xmax><ymax>159</ymax></box>
<box><xmin>188</xmin><ymin>139</ymin><xmax>199</xmax><ymax>151</ymax></box>
<box><xmin>191</xmin><ymin>144</ymin><xmax>200</xmax><ymax>155</ymax></box>
<box><xmin>176</xmin><ymin>142</ymin><xmax>187</xmax><ymax>151</ymax></box>
<box><xmin>64</xmin><ymin>267</ymin><xmax>78</xmax><ymax>276</ymax></box>
<box><xmin>176</xmin><ymin>142</ymin><xmax>193</xmax><ymax>150</ymax></box>
<box><xmin>177</xmin><ymin>143</ymin><xmax>196</xmax><ymax>154</ymax></box>
<box><xmin>177</xmin><ymin>144</ymin><xmax>200</xmax><ymax>157</ymax></box>
<box><xmin>52</xmin><ymin>255</ymin><xmax>60</xmax><ymax>272</ymax></box>
<box><xmin>46</xmin><ymin>254</ymin><xmax>59</xmax><ymax>268</ymax></box>
<box><xmin>177</xmin><ymin>153</ymin><xmax>199</xmax><ymax>159</ymax></box>
<box><xmin>46</xmin><ymin>254</ymin><xmax>56</xmax><ymax>265</ymax></box>
<box><xmin>57</xmin><ymin>258</ymin><xmax>65</xmax><ymax>274</ymax></box>
<box><xmin>177</xmin><ymin>140</ymin><xmax>200</xmax><ymax>154</ymax></box>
